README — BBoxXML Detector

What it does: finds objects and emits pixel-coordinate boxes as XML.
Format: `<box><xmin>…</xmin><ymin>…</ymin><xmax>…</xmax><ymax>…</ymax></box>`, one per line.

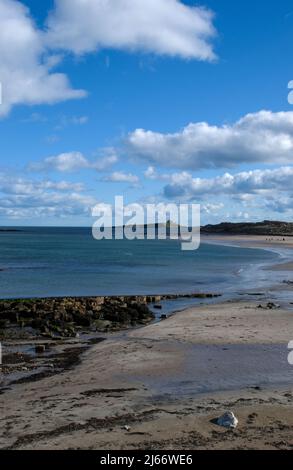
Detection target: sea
<box><xmin>0</xmin><ymin>227</ymin><xmax>290</xmax><ymax>301</ymax></box>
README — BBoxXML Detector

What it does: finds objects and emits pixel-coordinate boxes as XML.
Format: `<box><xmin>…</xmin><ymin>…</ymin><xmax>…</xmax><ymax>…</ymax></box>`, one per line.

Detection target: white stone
<box><xmin>217</xmin><ymin>411</ymin><xmax>238</xmax><ymax>429</ymax></box>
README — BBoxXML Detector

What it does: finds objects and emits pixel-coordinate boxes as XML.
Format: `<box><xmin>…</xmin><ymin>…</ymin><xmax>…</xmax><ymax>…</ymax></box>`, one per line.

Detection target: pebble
<box><xmin>217</xmin><ymin>411</ymin><xmax>238</xmax><ymax>429</ymax></box>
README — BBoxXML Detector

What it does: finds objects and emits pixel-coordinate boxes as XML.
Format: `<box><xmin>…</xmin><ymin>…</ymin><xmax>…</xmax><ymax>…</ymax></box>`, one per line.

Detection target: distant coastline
<box><xmin>201</xmin><ymin>220</ymin><xmax>293</xmax><ymax>236</ymax></box>
<box><xmin>1</xmin><ymin>220</ymin><xmax>293</xmax><ymax>237</ymax></box>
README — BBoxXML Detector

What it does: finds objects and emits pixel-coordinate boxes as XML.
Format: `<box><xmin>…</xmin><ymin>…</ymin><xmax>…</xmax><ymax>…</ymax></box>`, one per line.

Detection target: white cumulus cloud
<box><xmin>0</xmin><ymin>0</ymin><xmax>217</xmax><ymax>116</ymax></box>
<box><xmin>0</xmin><ymin>0</ymin><xmax>86</xmax><ymax>117</ymax></box>
<box><xmin>126</xmin><ymin>111</ymin><xmax>293</xmax><ymax>170</ymax></box>
<box><xmin>163</xmin><ymin>166</ymin><xmax>293</xmax><ymax>199</ymax></box>
<box><xmin>0</xmin><ymin>172</ymin><xmax>95</xmax><ymax>218</ymax></box>
<box><xmin>46</xmin><ymin>0</ymin><xmax>216</xmax><ymax>60</ymax></box>
<box><xmin>103</xmin><ymin>171</ymin><xmax>139</xmax><ymax>184</ymax></box>
<box><xmin>29</xmin><ymin>150</ymin><xmax>118</xmax><ymax>172</ymax></box>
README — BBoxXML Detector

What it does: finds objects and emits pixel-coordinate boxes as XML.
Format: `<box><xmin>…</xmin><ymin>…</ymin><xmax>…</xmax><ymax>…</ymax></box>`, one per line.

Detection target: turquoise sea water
<box><xmin>0</xmin><ymin>227</ymin><xmax>282</xmax><ymax>299</ymax></box>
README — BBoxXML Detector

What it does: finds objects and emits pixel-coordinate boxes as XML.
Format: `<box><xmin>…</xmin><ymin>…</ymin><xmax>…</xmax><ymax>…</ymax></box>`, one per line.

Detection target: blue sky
<box><xmin>1</xmin><ymin>0</ymin><xmax>293</xmax><ymax>226</ymax></box>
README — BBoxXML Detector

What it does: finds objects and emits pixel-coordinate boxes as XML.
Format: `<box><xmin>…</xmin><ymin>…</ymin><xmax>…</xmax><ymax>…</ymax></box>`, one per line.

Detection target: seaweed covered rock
<box><xmin>0</xmin><ymin>295</ymin><xmax>155</xmax><ymax>337</ymax></box>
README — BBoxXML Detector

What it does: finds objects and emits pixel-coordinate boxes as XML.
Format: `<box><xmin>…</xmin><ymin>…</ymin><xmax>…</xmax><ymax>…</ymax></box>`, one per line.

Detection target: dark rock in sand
<box><xmin>71</xmin><ymin>312</ymin><xmax>91</xmax><ymax>327</ymax></box>
<box><xmin>35</xmin><ymin>344</ymin><xmax>46</xmax><ymax>354</ymax></box>
<box><xmin>0</xmin><ymin>319</ymin><xmax>8</xmax><ymax>328</ymax></box>
<box><xmin>257</xmin><ymin>302</ymin><xmax>280</xmax><ymax>310</ymax></box>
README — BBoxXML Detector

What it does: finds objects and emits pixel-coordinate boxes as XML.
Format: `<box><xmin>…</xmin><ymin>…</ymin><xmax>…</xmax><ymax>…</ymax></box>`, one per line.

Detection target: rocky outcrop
<box><xmin>0</xmin><ymin>292</ymin><xmax>221</xmax><ymax>339</ymax></box>
<box><xmin>201</xmin><ymin>220</ymin><xmax>293</xmax><ymax>236</ymax></box>
<box><xmin>158</xmin><ymin>293</ymin><xmax>220</xmax><ymax>301</ymax></box>
<box><xmin>0</xmin><ymin>296</ymin><xmax>155</xmax><ymax>338</ymax></box>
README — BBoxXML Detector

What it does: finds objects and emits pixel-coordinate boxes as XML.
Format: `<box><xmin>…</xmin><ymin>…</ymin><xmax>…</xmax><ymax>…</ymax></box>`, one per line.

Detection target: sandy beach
<box><xmin>202</xmin><ymin>234</ymin><xmax>293</xmax><ymax>250</ymax></box>
<box><xmin>1</xmin><ymin>299</ymin><xmax>292</xmax><ymax>450</ymax></box>
<box><xmin>0</xmin><ymin>236</ymin><xmax>293</xmax><ymax>450</ymax></box>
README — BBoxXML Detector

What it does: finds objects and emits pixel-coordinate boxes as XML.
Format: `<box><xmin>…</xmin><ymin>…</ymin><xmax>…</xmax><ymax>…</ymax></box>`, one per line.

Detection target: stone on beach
<box><xmin>257</xmin><ymin>302</ymin><xmax>280</xmax><ymax>310</ymax></box>
<box><xmin>35</xmin><ymin>344</ymin><xmax>46</xmax><ymax>354</ymax></box>
<box><xmin>217</xmin><ymin>411</ymin><xmax>238</xmax><ymax>429</ymax></box>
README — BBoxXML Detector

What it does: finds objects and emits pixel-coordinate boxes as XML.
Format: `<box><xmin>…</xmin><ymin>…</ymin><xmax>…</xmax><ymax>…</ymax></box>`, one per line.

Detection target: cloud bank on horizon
<box><xmin>0</xmin><ymin>0</ymin><xmax>293</xmax><ymax>225</ymax></box>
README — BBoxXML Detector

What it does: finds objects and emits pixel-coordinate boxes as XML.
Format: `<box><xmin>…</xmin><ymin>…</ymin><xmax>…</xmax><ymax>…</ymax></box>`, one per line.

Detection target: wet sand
<box><xmin>1</xmin><ymin>299</ymin><xmax>293</xmax><ymax>450</ymax></box>
<box><xmin>270</xmin><ymin>261</ymin><xmax>293</xmax><ymax>271</ymax></box>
